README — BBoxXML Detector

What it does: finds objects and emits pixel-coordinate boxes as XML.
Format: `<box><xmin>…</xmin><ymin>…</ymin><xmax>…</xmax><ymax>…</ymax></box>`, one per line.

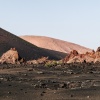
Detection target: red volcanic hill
<box><xmin>0</xmin><ymin>28</ymin><xmax>66</xmax><ymax>60</ymax></box>
<box><xmin>20</xmin><ymin>35</ymin><xmax>92</xmax><ymax>54</ymax></box>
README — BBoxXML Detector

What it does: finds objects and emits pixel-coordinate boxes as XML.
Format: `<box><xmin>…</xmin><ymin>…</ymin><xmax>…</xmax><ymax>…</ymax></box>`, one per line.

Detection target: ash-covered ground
<box><xmin>0</xmin><ymin>63</ymin><xmax>100</xmax><ymax>100</ymax></box>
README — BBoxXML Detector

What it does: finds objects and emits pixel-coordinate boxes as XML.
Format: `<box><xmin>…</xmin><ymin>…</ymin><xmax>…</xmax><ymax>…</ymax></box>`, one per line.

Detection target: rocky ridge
<box><xmin>63</xmin><ymin>47</ymin><xmax>100</xmax><ymax>63</ymax></box>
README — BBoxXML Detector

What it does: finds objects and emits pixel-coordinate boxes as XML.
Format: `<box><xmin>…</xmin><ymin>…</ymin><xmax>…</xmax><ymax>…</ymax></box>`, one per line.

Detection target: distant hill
<box><xmin>0</xmin><ymin>28</ymin><xmax>66</xmax><ymax>60</ymax></box>
<box><xmin>20</xmin><ymin>35</ymin><xmax>92</xmax><ymax>54</ymax></box>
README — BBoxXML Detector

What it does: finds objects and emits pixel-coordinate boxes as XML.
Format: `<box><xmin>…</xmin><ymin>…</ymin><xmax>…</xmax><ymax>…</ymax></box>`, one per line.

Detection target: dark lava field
<box><xmin>0</xmin><ymin>63</ymin><xmax>100</xmax><ymax>100</ymax></box>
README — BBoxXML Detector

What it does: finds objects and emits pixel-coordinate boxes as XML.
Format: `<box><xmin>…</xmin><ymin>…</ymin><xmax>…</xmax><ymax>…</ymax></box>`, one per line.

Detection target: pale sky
<box><xmin>0</xmin><ymin>0</ymin><xmax>100</xmax><ymax>50</ymax></box>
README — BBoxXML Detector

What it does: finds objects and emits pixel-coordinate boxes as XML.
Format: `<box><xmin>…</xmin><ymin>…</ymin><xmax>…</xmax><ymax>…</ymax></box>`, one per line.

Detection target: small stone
<box><xmin>24</xmin><ymin>74</ymin><xmax>27</xmax><ymax>76</ymax></box>
<box><xmin>0</xmin><ymin>78</ymin><xmax>4</xmax><ymax>80</ymax></box>
<box><xmin>8</xmin><ymin>92</ymin><xmax>11</xmax><ymax>94</ymax></box>
<box><xmin>40</xmin><ymin>83</ymin><xmax>46</xmax><ymax>88</ymax></box>
<box><xmin>87</xmin><ymin>96</ymin><xmax>90</xmax><ymax>98</ymax></box>
<box><xmin>37</xmin><ymin>71</ymin><xmax>44</xmax><ymax>74</ymax></box>
<box><xmin>71</xmin><ymin>94</ymin><xmax>74</xmax><ymax>97</ymax></box>
<box><xmin>54</xmin><ymin>91</ymin><xmax>56</xmax><ymax>94</ymax></box>
<box><xmin>40</xmin><ymin>93</ymin><xmax>44</xmax><ymax>96</ymax></box>
<box><xmin>24</xmin><ymin>91</ymin><xmax>27</xmax><ymax>93</ymax></box>
<box><xmin>59</xmin><ymin>83</ymin><xmax>66</xmax><ymax>88</ymax></box>
<box><xmin>42</xmin><ymin>91</ymin><xmax>46</xmax><ymax>93</ymax></box>
<box><xmin>31</xmin><ymin>83</ymin><xmax>34</xmax><ymax>86</ymax></box>
<box><xmin>8</xmin><ymin>84</ymin><xmax>12</xmax><ymax>86</ymax></box>
<box><xmin>19</xmin><ymin>81</ymin><xmax>22</xmax><ymax>83</ymax></box>
<box><xmin>34</xmin><ymin>84</ymin><xmax>37</xmax><ymax>87</ymax></box>
<box><xmin>28</xmin><ymin>68</ymin><xmax>33</xmax><ymax>71</ymax></box>
<box><xmin>20</xmin><ymin>89</ymin><xmax>23</xmax><ymax>91</ymax></box>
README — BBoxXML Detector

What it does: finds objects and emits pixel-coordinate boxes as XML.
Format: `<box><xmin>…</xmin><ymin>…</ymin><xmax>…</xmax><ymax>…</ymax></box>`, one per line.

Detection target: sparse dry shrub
<box><xmin>45</xmin><ymin>60</ymin><xmax>63</xmax><ymax>67</ymax></box>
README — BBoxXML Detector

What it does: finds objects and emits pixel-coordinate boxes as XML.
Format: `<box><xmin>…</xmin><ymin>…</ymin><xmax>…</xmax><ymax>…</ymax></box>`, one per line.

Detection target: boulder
<box><xmin>94</xmin><ymin>52</ymin><xmax>100</xmax><ymax>63</ymax></box>
<box><xmin>0</xmin><ymin>48</ymin><xmax>21</xmax><ymax>64</ymax></box>
<box><xmin>63</xmin><ymin>50</ymin><xmax>79</xmax><ymax>63</ymax></box>
<box><xmin>96</xmin><ymin>47</ymin><xmax>100</xmax><ymax>52</ymax></box>
<box><xmin>67</xmin><ymin>56</ymin><xmax>82</xmax><ymax>63</ymax></box>
<box><xmin>93</xmin><ymin>48</ymin><xmax>100</xmax><ymax>63</ymax></box>
<box><xmin>84</xmin><ymin>55</ymin><xmax>94</xmax><ymax>63</ymax></box>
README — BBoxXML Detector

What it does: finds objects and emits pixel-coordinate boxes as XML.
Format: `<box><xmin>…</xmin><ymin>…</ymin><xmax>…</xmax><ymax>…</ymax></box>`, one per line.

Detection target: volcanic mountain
<box><xmin>0</xmin><ymin>28</ymin><xmax>66</xmax><ymax>60</ymax></box>
<box><xmin>20</xmin><ymin>36</ymin><xmax>92</xmax><ymax>54</ymax></box>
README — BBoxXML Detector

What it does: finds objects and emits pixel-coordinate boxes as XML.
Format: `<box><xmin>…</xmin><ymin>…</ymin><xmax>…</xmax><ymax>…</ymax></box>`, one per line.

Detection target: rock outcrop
<box><xmin>27</xmin><ymin>57</ymin><xmax>48</xmax><ymax>65</ymax></box>
<box><xmin>0</xmin><ymin>48</ymin><xmax>22</xmax><ymax>64</ymax></box>
<box><xmin>63</xmin><ymin>47</ymin><xmax>100</xmax><ymax>63</ymax></box>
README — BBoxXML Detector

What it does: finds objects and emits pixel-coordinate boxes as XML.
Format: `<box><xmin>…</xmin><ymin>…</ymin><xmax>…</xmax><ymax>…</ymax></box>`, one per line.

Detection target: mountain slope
<box><xmin>0</xmin><ymin>28</ymin><xmax>66</xmax><ymax>60</ymax></box>
<box><xmin>20</xmin><ymin>36</ymin><xmax>92</xmax><ymax>54</ymax></box>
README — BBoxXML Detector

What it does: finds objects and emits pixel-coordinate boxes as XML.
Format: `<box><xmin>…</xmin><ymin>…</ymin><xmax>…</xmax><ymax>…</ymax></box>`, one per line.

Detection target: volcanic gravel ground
<box><xmin>0</xmin><ymin>63</ymin><xmax>100</xmax><ymax>100</ymax></box>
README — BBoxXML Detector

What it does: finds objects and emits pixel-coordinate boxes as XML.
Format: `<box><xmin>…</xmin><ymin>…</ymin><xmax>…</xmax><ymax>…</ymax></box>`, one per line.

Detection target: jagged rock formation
<box><xmin>27</xmin><ymin>57</ymin><xmax>48</xmax><ymax>64</ymax></box>
<box><xmin>63</xmin><ymin>47</ymin><xmax>100</xmax><ymax>63</ymax></box>
<box><xmin>96</xmin><ymin>47</ymin><xmax>100</xmax><ymax>52</ymax></box>
<box><xmin>0</xmin><ymin>48</ymin><xmax>22</xmax><ymax>64</ymax></box>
